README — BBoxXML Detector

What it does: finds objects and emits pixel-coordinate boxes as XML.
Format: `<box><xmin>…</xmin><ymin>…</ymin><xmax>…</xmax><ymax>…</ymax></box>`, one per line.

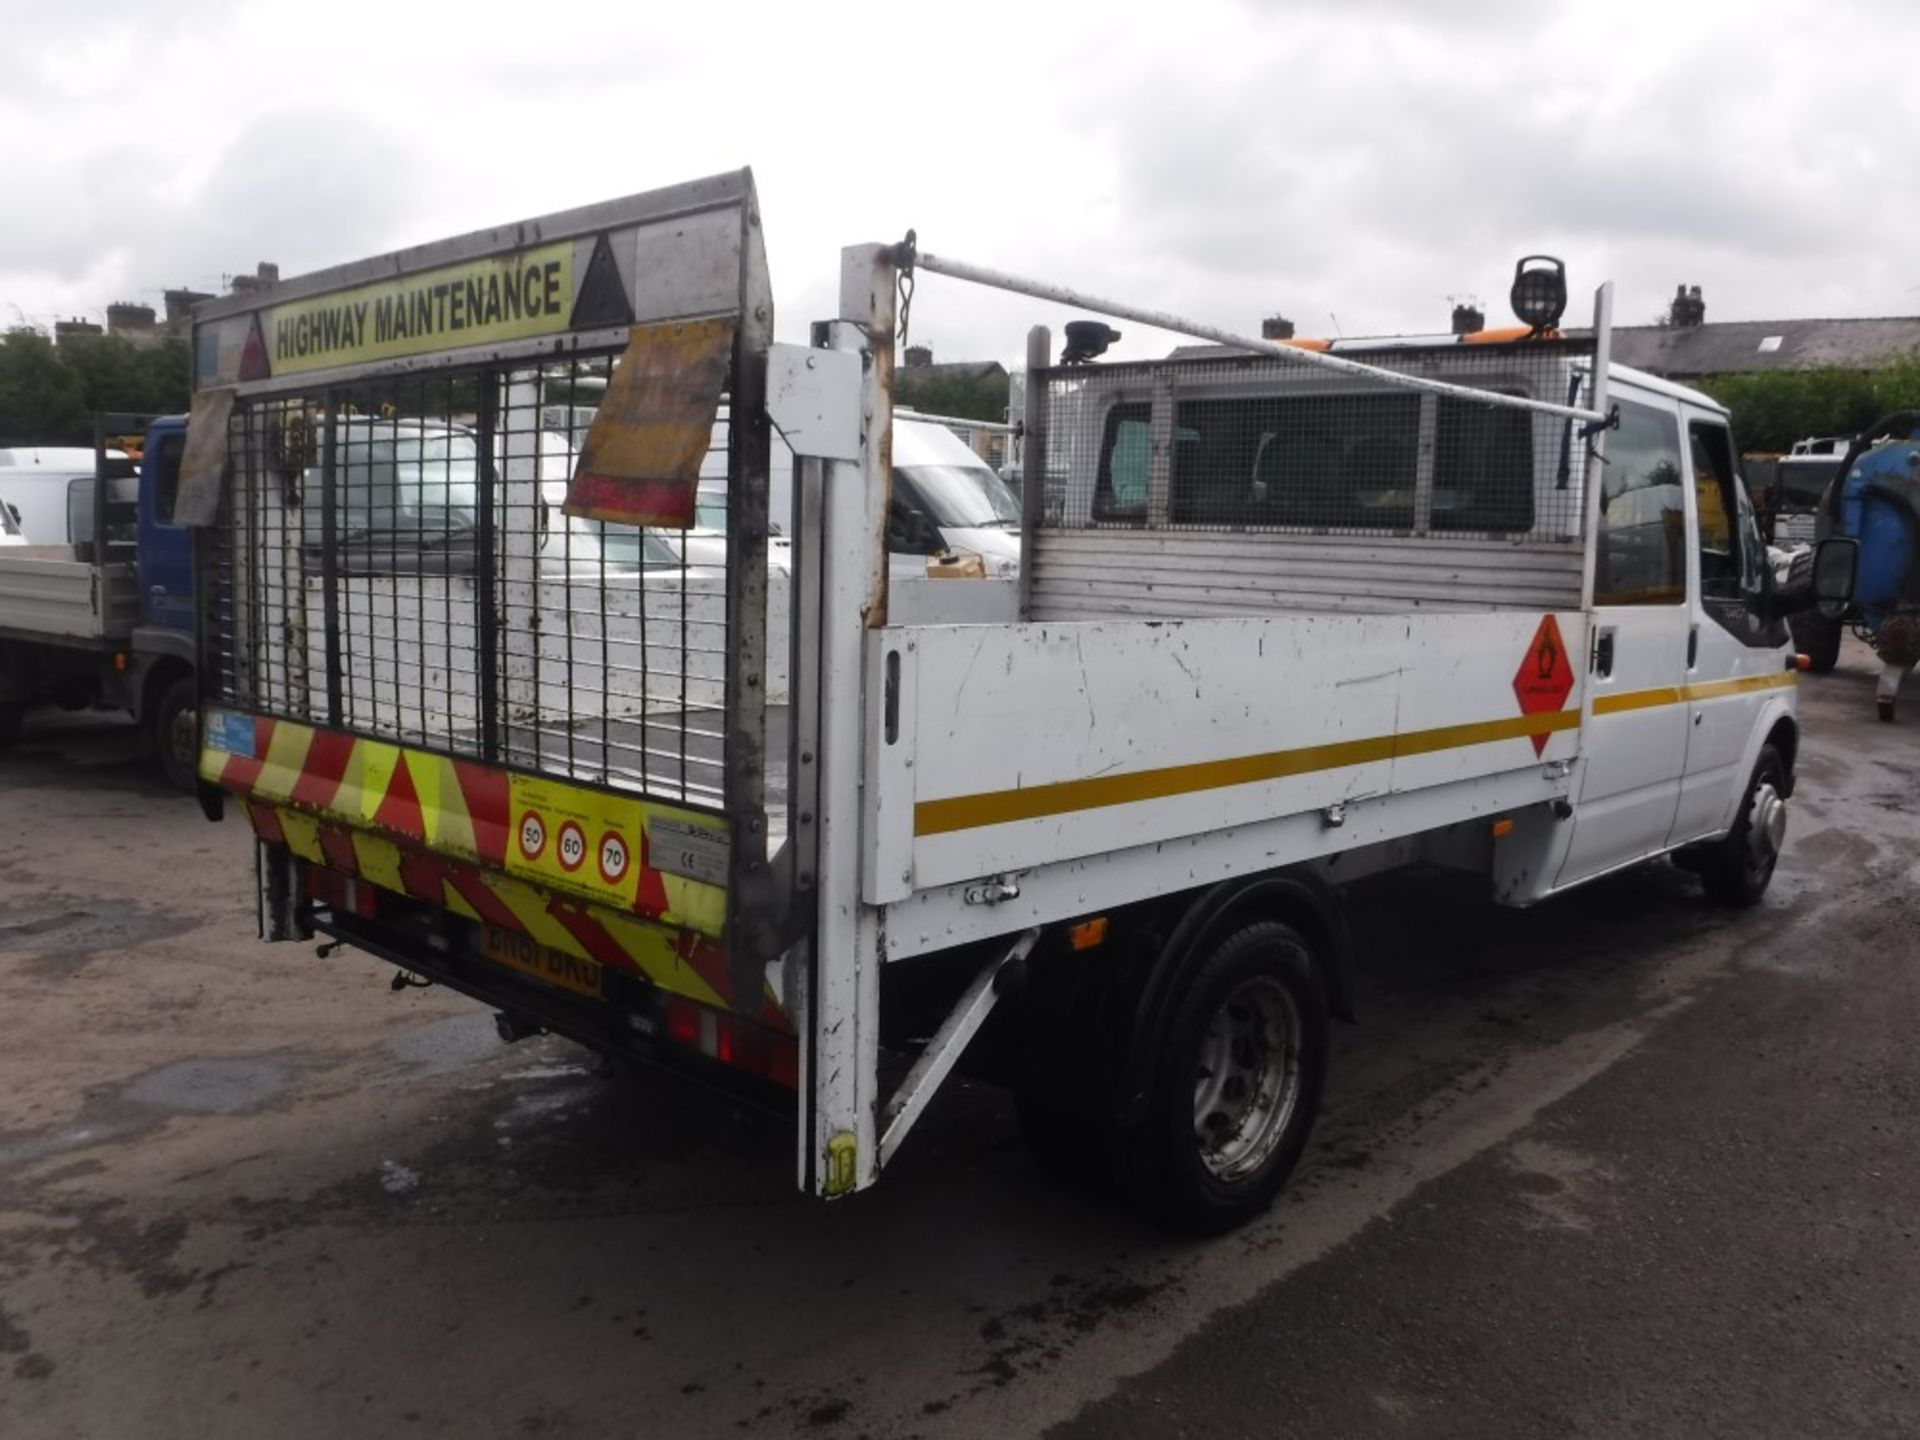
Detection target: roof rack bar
<box><xmin>910</xmin><ymin>247</ymin><xmax>1609</xmax><ymax>426</ymax></box>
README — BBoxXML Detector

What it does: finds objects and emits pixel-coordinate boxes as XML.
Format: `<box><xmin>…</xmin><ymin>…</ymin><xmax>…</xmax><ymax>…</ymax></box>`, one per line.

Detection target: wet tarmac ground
<box><xmin>2</xmin><ymin>640</ymin><xmax>1917</xmax><ymax>1438</ymax></box>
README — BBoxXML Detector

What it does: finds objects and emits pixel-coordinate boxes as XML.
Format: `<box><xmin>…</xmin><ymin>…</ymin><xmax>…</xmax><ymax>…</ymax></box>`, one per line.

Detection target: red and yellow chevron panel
<box><xmin>201</xmin><ymin>710</ymin><xmax>727</xmax><ymax>936</ymax></box>
<box><xmin>247</xmin><ymin>797</ymin><xmax>785</xmax><ymax>1024</ymax></box>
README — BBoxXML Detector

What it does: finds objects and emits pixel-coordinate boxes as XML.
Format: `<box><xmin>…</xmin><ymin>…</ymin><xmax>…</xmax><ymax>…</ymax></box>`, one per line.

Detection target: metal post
<box><xmin>1579</xmin><ymin>282</ymin><xmax>1615</xmax><ymax>611</ymax></box>
<box><xmin>1017</xmin><ymin>326</ymin><xmax>1049</xmax><ymax>620</ymax></box>
<box><xmin>725</xmin><ymin>203</ymin><xmax>780</xmax><ymax>1007</ymax></box>
<box><xmin>805</xmin><ymin>244</ymin><xmax>896</xmax><ymax>1197</ymax></box>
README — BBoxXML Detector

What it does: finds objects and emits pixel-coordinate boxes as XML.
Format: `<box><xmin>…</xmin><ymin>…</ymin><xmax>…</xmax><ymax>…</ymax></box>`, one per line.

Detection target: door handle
<box><xmin>1592</xmin><ymin>628</ymin><xmax>1615</xmax><ymax>678</ymax></box>
<box><xmin>1687</xmin><ymin>624</ymin><xmax>1698</xmax><ymax>668</ymax></box>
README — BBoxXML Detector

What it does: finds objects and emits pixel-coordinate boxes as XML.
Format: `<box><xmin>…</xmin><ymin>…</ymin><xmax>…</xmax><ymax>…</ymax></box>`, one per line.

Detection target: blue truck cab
<box><xmin>1816</xmin><ymin>412</ymin><xmax>1920</xmax><ymax>719</ymax></box>
<box><xmin>0</xmin><ymin>415</ymin><xmax>199</xmax><ymax>786</ymax></box>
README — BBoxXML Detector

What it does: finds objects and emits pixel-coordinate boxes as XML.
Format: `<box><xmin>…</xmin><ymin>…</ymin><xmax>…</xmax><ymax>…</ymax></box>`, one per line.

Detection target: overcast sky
<box><xmin>4</xmin><ymin>0</ymin><xmax>1917</xmax><ymax>367</ymax></box>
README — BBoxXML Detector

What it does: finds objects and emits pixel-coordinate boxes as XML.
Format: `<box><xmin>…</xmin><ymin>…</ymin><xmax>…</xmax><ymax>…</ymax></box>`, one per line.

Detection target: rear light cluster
<box><xmin>653</xmin><ymin>996</ymin><xmax>799</xmax><ymax>1089</ymax></box>
<box><xmin>306</xmin><ymin>865</ymin><xmax>380</xmax><ymax>919</ymax></box>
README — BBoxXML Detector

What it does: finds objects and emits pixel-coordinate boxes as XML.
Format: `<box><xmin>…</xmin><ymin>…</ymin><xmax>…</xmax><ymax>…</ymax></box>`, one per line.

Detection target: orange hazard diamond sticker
<box><xmin>1512</xmin><ymin>615</ymin><xmax>1574</xmax><ymax>756</ymax></box>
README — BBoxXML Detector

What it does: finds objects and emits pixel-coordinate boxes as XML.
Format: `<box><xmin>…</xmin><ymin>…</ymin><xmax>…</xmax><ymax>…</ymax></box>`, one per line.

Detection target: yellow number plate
<box><xmin>478</xmin><ymin>924</ymin><xmax>606</xmax><ymax>999</ymax></box>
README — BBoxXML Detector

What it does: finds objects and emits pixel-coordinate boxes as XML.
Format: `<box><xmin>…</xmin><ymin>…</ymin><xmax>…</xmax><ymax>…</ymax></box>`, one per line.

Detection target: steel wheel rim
<box><xmin>1746</xmin><ymin>780</ymin><xmax>1785</xmax><ymax>880</ymax></box>
<box><xmin>1192</xmin><ymin>974</ymin><xmax>1302</xmax><ymax>1182</ymax></box>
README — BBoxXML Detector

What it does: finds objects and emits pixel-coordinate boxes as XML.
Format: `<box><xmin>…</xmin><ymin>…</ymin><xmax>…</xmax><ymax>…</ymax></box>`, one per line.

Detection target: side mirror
<box><xmin>1812</xmin><ymin>537</ymin><xmax>1857</xmax><ymax>619</ymax></box>
<box><xmin>888</xmin><ymin>506</ymin><xmax>944</xmax><ymax>556</ymax></box>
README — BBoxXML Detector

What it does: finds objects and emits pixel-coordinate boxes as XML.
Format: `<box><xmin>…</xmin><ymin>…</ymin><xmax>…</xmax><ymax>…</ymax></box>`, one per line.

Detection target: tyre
<box><xmin>1699</xmin><ymin>744</ymin><xmax>1788</xmax><ymax>907</ymax></box>
<box><xmin>1112</xmin><ymin>920</ymin><xmax>1328</xmax><ymax>1235</ymax></box>
<box><xmin>1790</xmin><ymin>613</ymin><xmax>1842</xmax><ymax>674</ymax></box>
<box><xmin>0</xmin><ymin>703</ymin><xmax>22</xmax><ymax>751</ymax></box>
<box><xmin>149</xmin><ymin>675</ymin><xmax>198</xmax><ymax>793</ymax></box>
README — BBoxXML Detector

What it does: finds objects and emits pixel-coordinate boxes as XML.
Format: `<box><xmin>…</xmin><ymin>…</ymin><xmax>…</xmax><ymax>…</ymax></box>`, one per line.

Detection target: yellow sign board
<box><xmin>266</xmin><ymin>241</ymin><xmax>575</xmax><ymax>376</ymax></box>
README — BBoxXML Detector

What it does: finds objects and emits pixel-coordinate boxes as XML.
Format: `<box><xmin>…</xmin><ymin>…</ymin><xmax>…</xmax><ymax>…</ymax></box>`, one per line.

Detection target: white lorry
<box><xmin>185</xmin><ymin>171</ymin><xmax>1848</xmax><ymax>1233</ymax></box>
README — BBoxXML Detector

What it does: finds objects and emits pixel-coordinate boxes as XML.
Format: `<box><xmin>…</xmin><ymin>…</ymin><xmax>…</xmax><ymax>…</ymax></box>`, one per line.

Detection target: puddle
<box><xmin>0</xmin><ymin>1123</ymin><xmax>130</xmax><ymax>1169</ymax></box>
<box><xmin>122</xmin><ymin>1058</ymin><xmax>292</xmax><ymax>1116</ymax></box>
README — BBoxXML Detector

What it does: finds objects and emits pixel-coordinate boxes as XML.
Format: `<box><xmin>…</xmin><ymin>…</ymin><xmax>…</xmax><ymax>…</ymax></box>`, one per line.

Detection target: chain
<box><xmin>895</xmin><ymin>229</ymin><xmax>917</xmax><ymax>347</ymax></box>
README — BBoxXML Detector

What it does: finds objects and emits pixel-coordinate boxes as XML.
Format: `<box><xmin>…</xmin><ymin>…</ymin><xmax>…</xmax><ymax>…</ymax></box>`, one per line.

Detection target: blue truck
<box><xmin>0</xmin><ymin>414</ymin><xmax>199</xmax><ymax>786</ymax></box>
<box><xmin>1812</xmin><ymin>412</ymin><xmax>1920</xmax><ymax>719</ymax></box>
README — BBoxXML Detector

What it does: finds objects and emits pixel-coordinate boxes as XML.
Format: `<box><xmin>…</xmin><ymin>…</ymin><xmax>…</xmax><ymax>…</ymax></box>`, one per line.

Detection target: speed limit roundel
<box><xmin>597</xmin><ymin>830</ymin><xmax>630</xmax><ymax>887</ymax></box>
<box><xmin>517</xmin><ymin>809</ymin><xmax>547</xmax><ymax>862</ymax></box>
<box><xmin>556</xmin><ymin>820</ymin><xmax>587</xmax><ymax>872</ymax></box>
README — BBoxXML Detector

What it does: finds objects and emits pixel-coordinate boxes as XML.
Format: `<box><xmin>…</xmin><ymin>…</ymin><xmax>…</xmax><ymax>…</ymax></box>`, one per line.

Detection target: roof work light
<box><xmin>1509</xmin><ymin>256</ymin><xmax>1567</xmax><ymax>334</ymax></box>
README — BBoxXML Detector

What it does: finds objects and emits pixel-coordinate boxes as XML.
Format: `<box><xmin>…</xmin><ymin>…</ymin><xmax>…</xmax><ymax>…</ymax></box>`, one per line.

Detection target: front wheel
<box><xmin>150</xmin><ymin>676</ymin><xmax>198</xmax><ymax>793</ymax></box>
<box><xmin>1699</xmin><ymin>744</ymin><xmax>1787</xmax><ymax>907</ymax></box>
<box><xmin>1112</xmin><ymin>920</ymin><xmax>1328</xmax><ymax>1234</ymax></box>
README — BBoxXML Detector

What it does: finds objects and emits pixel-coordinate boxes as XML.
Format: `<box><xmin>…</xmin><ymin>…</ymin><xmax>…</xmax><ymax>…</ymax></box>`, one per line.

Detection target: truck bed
<box><xmin>0</xmin><ymin>547</ymin><xmax>141</xmax><ymax>644</ymax></box>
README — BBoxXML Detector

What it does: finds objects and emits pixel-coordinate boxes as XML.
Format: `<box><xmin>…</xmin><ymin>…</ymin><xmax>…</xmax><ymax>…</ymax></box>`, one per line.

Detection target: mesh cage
<box><xmin>207</xmin><ymin>351</ymin><xmax>747</xmax><ymax>814</ymax></box>
<box><xmin>1036</xmin><ymin>340</ymin><xmax>1595</xmax><ymax>545</ymax></box>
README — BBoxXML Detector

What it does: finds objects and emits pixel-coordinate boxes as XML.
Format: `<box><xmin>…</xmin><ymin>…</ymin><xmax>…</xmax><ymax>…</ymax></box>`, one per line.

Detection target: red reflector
<box><xmin>665</xmin><ymin>1000</ymin><xmax>701</xmax><ymax>1049</ymax></box>
<box><xmin>657</xmin><ymin>998</ymin><xmax>798</xmax><ymax>1088</ymax></box>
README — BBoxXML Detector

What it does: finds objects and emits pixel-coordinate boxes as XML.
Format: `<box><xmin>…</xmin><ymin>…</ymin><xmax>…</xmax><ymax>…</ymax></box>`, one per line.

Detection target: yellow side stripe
<box><xmin>1593</xmin><ymin>670</ymin><xmax>1797</xmax><ymax>715</ymax></box>
<box><xmin>914</xmin><ymin>709</ymin><xmax>1580</xmax><ymax>838</ymax></box>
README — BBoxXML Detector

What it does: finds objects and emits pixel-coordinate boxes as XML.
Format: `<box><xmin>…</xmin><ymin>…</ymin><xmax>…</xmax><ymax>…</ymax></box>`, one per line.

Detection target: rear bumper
<box><xmin>311</xmin><ymin>900</ymin><xmax>797</xmax><ymax>1120</ymax></box>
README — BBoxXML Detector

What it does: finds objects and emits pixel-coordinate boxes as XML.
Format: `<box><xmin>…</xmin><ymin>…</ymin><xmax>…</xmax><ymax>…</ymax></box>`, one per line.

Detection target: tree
<box><xmin>1698</xmin><ymin>349</ymin><xmax>1920</xmax><ymax>453</ymax></box>
<box><xmin>894</xmin><ymin>370</ymin><xmax>1009</xmax><ymax>423</ymax></box>
<box><xmin>0</xmin><ymin>329</ymin><xmax>191</xmax><ymax>447</ymax></box>
<box><xmin>0</xmin><ymin>329</ymin><xmax>91</xmax><ymax>445</ymax></box>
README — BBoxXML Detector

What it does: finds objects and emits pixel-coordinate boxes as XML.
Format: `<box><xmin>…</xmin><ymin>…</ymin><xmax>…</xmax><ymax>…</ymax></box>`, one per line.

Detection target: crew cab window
<box><xmin>1690</xmin><ymin>421</ymin><xmax>1776</xmax><ymax>643</ymax></box>
<box><xmin>1432</xmin><ymin>398</ymin><xmax>1534</xmax><ymax>533</ymax></box>
<box><xmin>1594</xmin><ymin>400</ymin><xmax>1685</xmax><ymax>605</ymax></box>
<box><xmin>1094</xmin><ymin>391</ymin><xmax>1532</xmax><ymax>533</ymax></box>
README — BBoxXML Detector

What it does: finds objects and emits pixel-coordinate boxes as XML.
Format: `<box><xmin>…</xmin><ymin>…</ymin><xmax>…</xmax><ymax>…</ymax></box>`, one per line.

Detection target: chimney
<box><xmin>163</xmin><ymin>288</ymin><xmax>214</xmax><ymax>332</ymax></box>
<box><xmin>106</xmin><ymin>302</ymin><xmax>157</xmax><ymax>339</ymax></box>
<box><xmin>1450</xmin><ymin>303</ymin><xmax>1484</xmax><ymax>336</ymax></box>
<box><xmin>228</xmin><ymin>261</ymin><xmax>281</xmax><ymax>297</ymax></box>
<box><xmin>54</xmin><ymin>317</ymin><xmax>103</xmax><ymax>346</ymax></box>
<box><xmin>1260</xmin><ymin>315</ymin><xmax>1295</xmax><ymax>340</ymax></box>
<box><xmin>903</xmin><ymin>344</ymin><xmax>933</xmax><ymax>368</ymax></box>
<box><xmin>1669</xmin><ymin>283</ymin><xmax>1706</xmax><ymax>328</ymax></box>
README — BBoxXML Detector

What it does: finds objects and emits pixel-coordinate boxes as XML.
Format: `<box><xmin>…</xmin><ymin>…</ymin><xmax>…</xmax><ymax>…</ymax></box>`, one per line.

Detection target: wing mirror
<box><xmin>1812</xmin><ymin>537</ymin><xmax>1858</xmax><ymax>620</ymax></box>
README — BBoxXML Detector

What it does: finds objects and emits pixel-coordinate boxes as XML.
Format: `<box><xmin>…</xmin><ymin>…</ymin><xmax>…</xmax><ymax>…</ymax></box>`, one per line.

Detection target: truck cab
<box><xmin>0</xmin><ymin>416</ymin><xmax>198</xmax><ymax>784</ymax></box>
<box><xmin>1562</xmin><ymin>370</ymin><xmax>1796</xmax><ymax>895</ymax></box>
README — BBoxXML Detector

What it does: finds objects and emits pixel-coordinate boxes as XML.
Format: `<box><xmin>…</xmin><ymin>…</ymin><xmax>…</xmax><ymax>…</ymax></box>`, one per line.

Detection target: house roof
<box><xmin>1610</xmin><ymin>317</ymin><xmax>1920</xmax><ymax>377</ymax></box>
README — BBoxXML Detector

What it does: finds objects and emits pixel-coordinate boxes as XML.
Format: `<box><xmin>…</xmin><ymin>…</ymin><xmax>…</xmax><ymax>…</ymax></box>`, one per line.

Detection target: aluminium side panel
<box><xmin>883</xmin><ymin>610</ymin><xmax>1585</xmax><ymax>895</ymax></box>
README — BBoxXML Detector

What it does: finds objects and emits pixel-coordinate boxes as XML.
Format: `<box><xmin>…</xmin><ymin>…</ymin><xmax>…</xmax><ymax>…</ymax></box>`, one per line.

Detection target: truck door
<box><xmin>1669</xmin><ymin>416</ymin><xmax>1787</xmax><ymax>845</ymax></box>
<box><xmin>1556</xmin><ymin>396</ymin><xmax>1692</xmax><ymax>887</ymax></box>
<box><xmin>137</xmin><ymin>427</ymin><xmax>192</xmax><ymax>636</ymax></box>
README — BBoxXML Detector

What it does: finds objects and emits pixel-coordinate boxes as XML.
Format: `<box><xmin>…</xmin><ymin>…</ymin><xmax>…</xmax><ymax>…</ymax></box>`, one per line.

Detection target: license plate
<box><xmin>478</xmin><ymin>923</ymin><xmax>606</xmax><ymax>999</ymax></box>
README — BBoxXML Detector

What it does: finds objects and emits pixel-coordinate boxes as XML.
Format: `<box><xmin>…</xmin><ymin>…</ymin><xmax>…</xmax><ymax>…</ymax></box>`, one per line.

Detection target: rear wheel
<box><xmin>150</xmin><ymin>675</ymin><xmax>198</xmax><ymax>793</ymax></box>
<box><xmin>1699</xmin><ymin>744</ymin><xmax>1787</xmax><ymax>907</ymax></box>
<box><xmin>1112</xmin><ymin>920</ymin><xmax>1328</xmax><ymax>1234</ymax></box>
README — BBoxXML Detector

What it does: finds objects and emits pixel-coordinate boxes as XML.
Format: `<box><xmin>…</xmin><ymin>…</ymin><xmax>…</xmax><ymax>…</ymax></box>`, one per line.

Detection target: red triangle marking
<box><xmin>632</xmin><ymin>827</ymin><xmax>674</xmax><ymax>918</ymax></box>
<box><xmin>237</xmin><ymin>314</ymin><xmax>271</xmax><ymax>383</ymax></box>
<box><xmin>371</xmin><ymin>752</ymin><xmax>426</xmax><ymax>841</ymax></box>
